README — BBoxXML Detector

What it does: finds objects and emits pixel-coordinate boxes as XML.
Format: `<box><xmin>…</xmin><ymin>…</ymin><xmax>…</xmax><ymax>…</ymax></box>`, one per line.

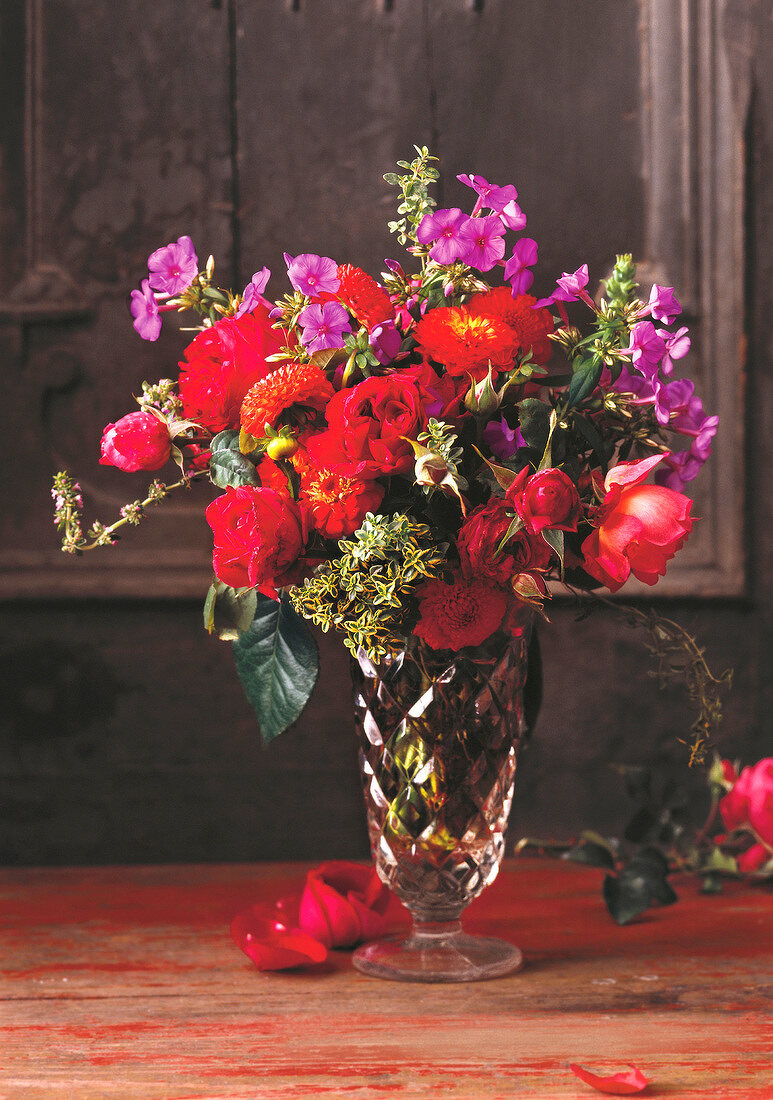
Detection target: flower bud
<box><xmin>464</xmin><ymin>366</ymin><xmax>501</xmax><ymax>416</ymax></box>
<box><xmin>266</xmin><ymin>436</ymin><xmax>299</xmax><ymax>461</ymax></box>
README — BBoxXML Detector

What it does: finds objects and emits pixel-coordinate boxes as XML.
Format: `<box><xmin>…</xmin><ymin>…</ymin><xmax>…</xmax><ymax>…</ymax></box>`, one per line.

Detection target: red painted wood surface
<box><xmin>0</xmin><ymin>859</ymin><xmax>771</xmax><ymax>1098</ymax></box>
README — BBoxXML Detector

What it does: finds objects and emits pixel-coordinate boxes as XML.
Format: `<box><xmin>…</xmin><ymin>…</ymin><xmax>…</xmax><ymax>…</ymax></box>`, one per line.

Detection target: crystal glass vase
<box><xmin>351</xmin><ymin>629</ymin><xmax>531</xmax><ymax>982</ymax></box>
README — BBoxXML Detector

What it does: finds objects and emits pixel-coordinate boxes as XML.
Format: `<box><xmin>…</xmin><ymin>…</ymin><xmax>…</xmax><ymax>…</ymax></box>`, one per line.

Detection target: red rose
<box><xmin>581</xmin><ymin>454</ymin><xmax>694</xmax><ymax>592</ymax></box>
<box><xmin>507</xmin><ymin>466</ymin><xmax>581</xmax><ymax>534</ymax></box>
<box><xmin>205</xmin><ymin>485</ymin><xmax>306</xmax><ymax>597</ymax></box>
<box><xmin>457</xmin><ymin>500</ymin><xmax>518</xmax><ymax>586</ymax></box>
<box><xmin>178</xmin><ymin>306</ymin><xmax>285</xmax><ymax>433</ymax></box>
<box><xmin>99</xmin><ymin>410</ymin><xmax>171</xmax><ymax>472</ymax></box>
<box><xmin>307</xmin><ymin>374</ymin><xmax>427</xmax><ymax>477</ymax></box>
<box><xmin>298</xmin><ymin>861</ymin><xmax>390</xmax><ymax>949</ymax></box>
<box><xmin>414</xmin><ymin>572</ymin><xmax>508</xmax><ymax>650</ymax></box>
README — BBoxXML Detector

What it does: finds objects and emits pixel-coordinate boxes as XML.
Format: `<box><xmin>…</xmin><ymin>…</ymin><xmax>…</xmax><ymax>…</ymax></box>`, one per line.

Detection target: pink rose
<box><xmin>581</xmin><ymin>454</ymin><xmax>694</xmax><ymax>592</ymax></box>
<box><xmin>720</xmin><ymin>757</ymin><xmax>773</xmax><ymax>854</ymax></box>
<box><xmin>205</xmin><ymin>486</ymin><xmax>306</xmax><ymax>597</ymax></box>
<box><xmin>506</xmin><ymin>466</ymin><xmax>581</xmax><ymax>535</ymax></box>
<box><xmin>99</xmin><ymin>410</ymin><xmax>171</xmax><ymax>472</ymax></box>
<box><xmin>298</xmin><ymin>861</ymin><xmax>390</xmax><ymax>949</ymax></box>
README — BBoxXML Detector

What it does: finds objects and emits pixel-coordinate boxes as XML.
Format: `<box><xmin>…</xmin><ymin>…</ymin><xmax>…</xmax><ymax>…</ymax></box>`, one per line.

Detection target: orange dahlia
<box><xmin>467</xmin><ymin>288</ymin><xmax>555</xmax><ymax>365</ymax></box>
<box><xmin>412</xmin><ymin>304</ymin><xmax>518</xmax><ymax>380</ymax></box>
<box><xmin>240</xmin><ymin>361</ymin><xmax>334</xmax><ymax>436</ymax></box>
<box><xmin>336</xmin><ymin>264</ymin><xmax>394</xmax><ymax>331</ymax></box>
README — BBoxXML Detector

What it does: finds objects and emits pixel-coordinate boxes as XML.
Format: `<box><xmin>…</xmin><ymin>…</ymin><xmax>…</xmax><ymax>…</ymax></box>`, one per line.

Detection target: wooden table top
<box><xmin>0</xmin><ymin>858</ymin><xmax>770</xmax><ymax>1099</ymax></box>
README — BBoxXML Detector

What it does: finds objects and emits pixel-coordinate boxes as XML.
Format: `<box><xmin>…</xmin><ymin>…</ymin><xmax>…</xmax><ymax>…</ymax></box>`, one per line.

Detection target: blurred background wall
<box><xmin>0</xmin><ymin>0</ymin><xmax>770</xmax><ymax>865</ymax></box>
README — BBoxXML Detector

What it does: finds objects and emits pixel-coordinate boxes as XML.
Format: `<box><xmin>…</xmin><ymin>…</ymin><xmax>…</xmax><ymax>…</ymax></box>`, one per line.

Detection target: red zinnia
<box><xmin>241</xmin><ymin>361</ymin><xmax>334</xmax><ymax>436</ymax></box>
<box><xmin>467</xmin><ymin>288</ymin><xmax>555</xmax><ymax>365</ymax></box>
<box><xmin>178</xmin><ymin>306</ymin><xmax>285</xmax><ymax>434</ymax></box>
<box><xmin>336</xmin><ymin>264</ymin><xmax>394</xmax><ymax>331</ymax></box>
<box><xmin>413</xmin><ymin>305</ymin><xmax>518</xmax><ymax>380</ymax></box>
<box><xmin>294</xmin><ymin>450</ymin><xmax>384</xmax><ymax>539</ymax></box>
<box><xmin>414</xmin><ymin>573</ymin><xmax>508</xmax><ymax>650</ymax></box>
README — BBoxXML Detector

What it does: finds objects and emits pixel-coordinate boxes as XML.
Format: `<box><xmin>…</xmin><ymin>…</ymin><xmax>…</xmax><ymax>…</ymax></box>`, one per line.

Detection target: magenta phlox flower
<box><xmin>457</xmin><ymin>214</ymin><xmax>506</xmax><ymax>272</ymax></box>
<box><xmin>504</xmin><ymin>238</ymin><xmax>538</xmax><ymax>295</ymax></box>
<box><xmin>235</xmin><ymin>267</ymin><xmax>271</xmax><ymax>318</ymax></box>
<box><xmin>384</xmin><ymin>258</ymin><xmax>405</xmax><ymax>279</ymax></box>
<box><xmin>483</xmin><ymin>416</ymin><xmax>524</xmax><ymax>460</ymax></box>
<box><xmin>147</xmin><ymin>236</ymin><xmax>198</xmax><ymax>295</ymax></box>
<box><xmin>498</xmin><ymin>199</ymin><xmax>527</xmax><ymax>232</ymax></box>
<box><xmin>660</xmin><ymin>325</ymin><xmax>691</xmax><ymax>375</ymax></box>
<box><xmin>369</xmin><ymin>319</ymin><xmax>402</xmax><ymax>365</ymax></box>
<box><xmin>534</xmin><ymin>264</ymin><xmax>591</xmax><ymax>309</ymax></box>
<box><xmin>416</xmin><ymin>208</ymin><xmax>469</xmax><ymax>264</ymax></box>
<box><xmin>130</xmin><ymin>279</ymin><xmax>162</xmax><ymax>341</ymax></box>
<box><xmin>457</xmin><ymin>174</ymin><xmax>519</xmax><ymax>216</ymax></box>
<box><xmin>619</xmin><ymin>320</ymin><xmax>667</xmax><ymax>377</ymax></box>
<box><xmin>298</xmin><ymin>301</ymin><xmax>351</xmax><ymax>353</ymax></box>
<box><xmin>284</xmin><ymin>253</ymin><xmax>340</xmax><ymax>297</ymax></box>
<box><xmin>644</xmin><ymin>284</ymin><xmax>682</xmax><ymax>325</ymax></box>
<box><xmin>655</xmin><ymin>450</ymin><xmax>702</xmax><ymax>490</ymax></box>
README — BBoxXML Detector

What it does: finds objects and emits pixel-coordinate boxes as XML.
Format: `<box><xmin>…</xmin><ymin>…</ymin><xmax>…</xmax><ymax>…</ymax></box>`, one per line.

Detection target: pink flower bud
<box><xmin>99</xmin><ymin>411</ymin><xmax>172</xmax><ymax>472</ymax></box>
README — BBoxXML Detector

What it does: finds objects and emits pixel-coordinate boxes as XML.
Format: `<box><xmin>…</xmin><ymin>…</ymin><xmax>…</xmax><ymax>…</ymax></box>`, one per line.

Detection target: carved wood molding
<box><xmin>629</xmin><ymin>0</ymin><xmax>747</xmax><ymax>595</ymax></box>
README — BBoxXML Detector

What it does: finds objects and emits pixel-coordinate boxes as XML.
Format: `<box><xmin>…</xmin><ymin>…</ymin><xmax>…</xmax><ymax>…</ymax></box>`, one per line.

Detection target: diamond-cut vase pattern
<box><xmin>352</xmin><ymin>632</ymin><xmax>529</xmax><ymax>922</ymax></box>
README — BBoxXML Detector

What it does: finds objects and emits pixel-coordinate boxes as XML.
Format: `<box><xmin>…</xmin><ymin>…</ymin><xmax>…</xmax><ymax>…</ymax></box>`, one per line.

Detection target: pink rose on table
<box><xmin>307</xmin><ymin>375</ymin><xmax>427</xmax><ymax>477</ymax></box>
<box><xmin>99</xmin><ymin>410</ymin><xmax>171</xmax><ymax>472</ymax></box>
<box><xmin>506</xmin><ymin>466</ymin><xmax>581</xmax><ymax>534</ymax></box>
<box><xmin>719</xmin><ymin>757</ymin><xmax>773</xmax><ymax>872</ymax></box>
<box><xmin>581</xmin><ymin>454</ymin><xmax>694</xmax><ymax>592</ymax></box>
<box><xmin>205</xmin><ymin>486</ymin><xmax>306</xmax><ymax>597</ymax></box>
<box><xmin>298</xmin><ymin>861</ymin><xmax>390</xmax><ymax>949</ymax></box>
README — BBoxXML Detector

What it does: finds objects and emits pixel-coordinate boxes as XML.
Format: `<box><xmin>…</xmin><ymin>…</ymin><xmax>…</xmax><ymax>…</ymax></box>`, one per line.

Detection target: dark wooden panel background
<box><xmin>0</xmin><ymin>0</ymin><xmax>770</xmax><ymax>865</ymax></box>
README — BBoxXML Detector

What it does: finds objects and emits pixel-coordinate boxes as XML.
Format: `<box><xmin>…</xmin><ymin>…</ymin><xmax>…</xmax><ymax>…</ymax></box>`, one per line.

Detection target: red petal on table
<box><xmin>230</xmin><ymin>906</ymin><xmax>327</xmax><ymax>971</ymax></box>
<box><xmin>298</xmin><ymin>872</ymin><xmax>362</xmax><ymax>948</ymax></box>
<box><xmin>569</xmin><ymin>1064</ymin><xmax>650</xmax><ymax>1094</ymax></box>
<box><xmin>347</xmin><ymin>890</ymin><xmax>388</xmax><ymax>941</ymax></box>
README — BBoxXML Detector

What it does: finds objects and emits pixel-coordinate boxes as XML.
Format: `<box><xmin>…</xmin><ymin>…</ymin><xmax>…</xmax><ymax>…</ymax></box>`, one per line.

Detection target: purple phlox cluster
<box><xmin>504</xmin><ymin>238</ymin><xmax>539</xmax><ymax>296</ymax></box>
<box><xmin>458</xmin><ymin>213</ymin><xmax>507</xmax><ymax>272</ymax></box>
<box><xmin>369</xmin><ymin>319</ymin><xmax>402</xmax><ymax>365</ymax></box>
<box><xmin>416</xmin><ymin>208</ymin><xmax>469</xmax><ymax>264</ymax></box>
<box><xmin>235</xmin><ymin>267</ymin><xmax>271</xmax><ymax>318</ymax></box>
<box><xmin>655</xmin><ymin>382</ymin><xmax>719</xmax><ymax>490</ymax></box>
<box><xmin>661</xmin><ymin>325</ymin><xmax>691</xmax><ymax>375</ymax></box>
<box><xmin>457</xmin><ymin>174</ymin><xmax>520</xmax><ymax>219</ymax></box>
<box><xmin>482</xmin><ymin>416</ymin><xmax>524</xmax><ymax>461</ymax></box>
<box><xmin>130</xmin><ymin>279</ymin><xmax>162</xmax><ymax>342</ymax></box>
<box><xmin>284</xmin><ymin>253</ymin><xmax>340</xmax><ymax>298</ymax></box>
<box><xmin>637</xmin><ymin>284</ymin><xmax>682</xmax><ymax>325</ymax></box>
<box><xmin>298</xmin><ymin>301</ymin><xmax>351</xmax><ymax>353</ymax></box>
<box><xmin>618</xmin><ymin>320</ymin><xmax>667</xmax><ymax>375</ymax></box>
<box><xmin>534</xmin><ymin>264</ymin><xmax>592</xmax><ymax>310</ymax></box>
<box><xmin>147</xmin><ymin>236</ymin><xmax>198</xmax><ymax>296</ymax></box>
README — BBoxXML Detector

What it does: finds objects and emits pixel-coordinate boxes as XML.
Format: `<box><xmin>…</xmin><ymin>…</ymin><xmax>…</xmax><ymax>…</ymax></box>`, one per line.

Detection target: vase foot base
<box><xmin>352</xmin><ymin>928</ymin><xmax>523</xmax><ymax>983</ymax></box>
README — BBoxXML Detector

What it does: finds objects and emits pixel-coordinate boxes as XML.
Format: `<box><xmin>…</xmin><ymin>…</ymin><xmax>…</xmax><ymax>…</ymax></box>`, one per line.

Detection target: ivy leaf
<box><xmin>233</xmin><ymin>594</ymin><xmax>319</xmax><ymax>744</ymax></box>
<box><xmin>517</xmin><ymin>398</ymin><xmax>552</xmax><ymax>451</ymax></box>
<box><xmin>563</xmin><ymin>838</ymin><xmax>616</xmax><ymax>870</ymax></box>
<box><xmin>603</xmin><ymin>848</ymin><xmax>677</xmax><ymax>924</ymax></box>
<box><xmin>209</xmin><ymin>430</ymin><xmax>259</xmax><ymax>488</ymax></box>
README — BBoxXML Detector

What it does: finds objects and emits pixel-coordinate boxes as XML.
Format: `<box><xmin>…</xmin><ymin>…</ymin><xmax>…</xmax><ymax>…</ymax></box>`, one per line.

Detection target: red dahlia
<box><xmin>413</xmin><ymin>573</ymin><xmax>508</xmax><ymax>650</ymax></box>
<box><xmin>240</xmin><ymin>361</ymin><xmax>334</xmax><ymax>436</ymax></box>
<box><xmin>412</xmin><ymin>305</ymin><xmax>518</xmax><ymax>380</ymax></box>
<box><xmin>336</xmin><ymin>264</ymin><xmax>394</xmax><ymax>331</ymax></box>
<box><xmin>467</xmin><ymin>288</ymin><xmax>555</xmax><ymax>365</ymax></box>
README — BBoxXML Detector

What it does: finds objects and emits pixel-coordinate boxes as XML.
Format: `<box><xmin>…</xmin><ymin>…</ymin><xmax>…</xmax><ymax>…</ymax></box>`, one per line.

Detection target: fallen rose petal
<box><xmin>569</xmin><ymin>1064</ymin><xmax>650</xmax><ymax>1094</ymax></box>
<box><xmin>299</xmin><ymin>861</ymin><xmax>390</xmax><ymax>949</ymax></box>
<box><xmin>231</xmin><ymin>906</ymin><xmax>327</xmax><ymax>971</ymax></box>
<box><xmin>347</xmin><ymin>890</ymin><xmax>389</xmax><ymax>941</ymax></box>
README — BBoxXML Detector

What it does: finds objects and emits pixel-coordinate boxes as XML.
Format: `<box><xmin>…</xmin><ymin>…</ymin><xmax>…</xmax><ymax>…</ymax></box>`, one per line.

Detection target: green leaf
<box><xmin>203</xmin><ymin>582</ymin><xmax>258</xmax><ymax>638</ymax></box>
<box><xmin>209</xmin><ymin>430</ymin><xmax>260</xmax><ymax>489</ymax></box>
<box><xmin>517</xmin><ymin>398</ymin><xmax>552</xmax><ymax>451</ymax></box>
<box><xmin>572</xmin><ymin>412</ymin><xmax>612</xmax><ymax>470</ymax></box>
<box><xmin>232</xmin><ymin>594</ymin><xmax>319</xmax><ymax>744</ymax></box>
<box><xmin>566</xmin><ymin>357</ymin><xmax>603</xmax><ymax>409</ymax></box>
<box><xmin>541</xmin><ymin>528</ymin><xmax>565</xmax><ymax>576</ymax></box>
<box><xmin>563</xmin><ymin>839</ymin><xmax>616</xmax><ymax>870</ymax></box>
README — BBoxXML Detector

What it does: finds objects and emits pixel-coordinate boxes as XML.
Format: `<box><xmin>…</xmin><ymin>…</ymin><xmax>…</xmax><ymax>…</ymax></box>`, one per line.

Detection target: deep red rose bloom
<box><xmin>457</xmin><ymin>500</ymin><xmax>519</xmax><ymax>586</ymax></box>
<box><xmin>581</xmin><ymin>455</ymin><xmax>694</xmax><ymax>592</ymax></box>
<box><xmin>178</xmin><ymin>306</ymin><xmax>285</xmax><ymax>433</ymax></box>
<box><xmin>298</xmin><ymin>861</ymin><xmax>390</xmax><ymax>949</ymax></box>
<box><xmin>402</xmin><ymin>358</ymin><xmax>468</xmax><ymax>423</ymax></box>
<box><xmin>307</xmin><ymin>374</ymin><xmax>427</xmax><ymax>477</ymax></box>
<box><xmin>414</xmin><ymin>572</ymin><xmax>508</xmax><ymax>650</ymax></box>
<box><xmin>507</xmin><ymin>466</ymin><xmax>581</xmax><ymax>534</ymax></box>
<box><xmin>205</xmin><ymin>485</ymin><xmax>306</xmax><ymax>597</ymax></box>
<box><xmin>99</xmin><ymin>410</ymin><xmax>171</xmax><ymax>472</ymax></box>
<box><xmin>467</xmin><ymin>288</ymin><xmax>555</xmax><ymax>366</ymax></box>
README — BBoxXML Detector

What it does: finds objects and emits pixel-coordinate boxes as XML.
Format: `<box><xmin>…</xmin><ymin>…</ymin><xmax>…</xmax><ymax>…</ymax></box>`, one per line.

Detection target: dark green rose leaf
<box><xmin>233</xmin><ymin>594</ymin><xmax>319</xmax><ymax>744</ymax></box>
<box><xmin>563</xmin><ymin>839</ymin><xmax>616</xmax><ymax>870</ymax></box>
<box><xmin>566</xmin><ymin>357</ymin><xmax>603</xmax><ymax>409</ymax></box>
<box><xmin>209</xmin><ymin>429</ymin><xmax>259</xmax><ymax>489</ymax></box>
<box><xmin>517</xmin><ymin>398</ymin><xmax>552</xmax><ymax>452</ymax></box>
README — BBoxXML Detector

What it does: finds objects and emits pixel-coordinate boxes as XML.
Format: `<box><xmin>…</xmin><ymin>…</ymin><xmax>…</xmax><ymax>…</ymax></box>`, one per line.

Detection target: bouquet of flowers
<box><xmin>52</xmin><ymin>147</ymin><xmax>718</xmax><ymax>750</ymax></box>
